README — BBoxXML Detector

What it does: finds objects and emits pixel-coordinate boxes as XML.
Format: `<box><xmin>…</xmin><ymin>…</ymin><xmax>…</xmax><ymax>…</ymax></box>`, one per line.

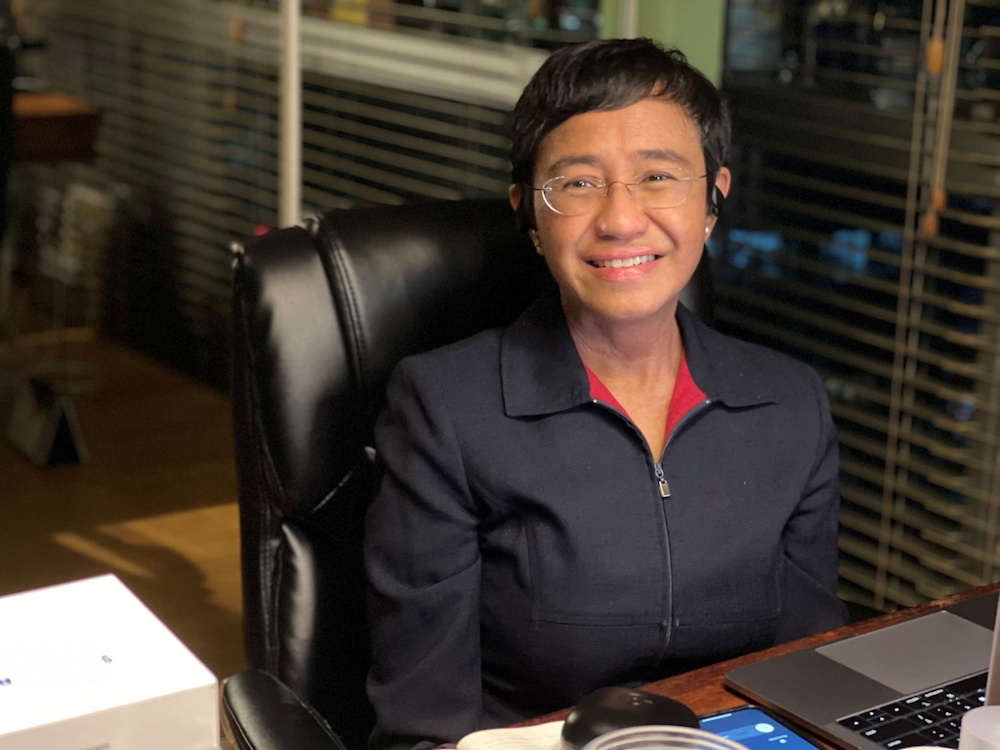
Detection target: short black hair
<box><xmin>510</xmin><ymin>37</ymin><xmax>731</xmax><ymax>230</ymax></box>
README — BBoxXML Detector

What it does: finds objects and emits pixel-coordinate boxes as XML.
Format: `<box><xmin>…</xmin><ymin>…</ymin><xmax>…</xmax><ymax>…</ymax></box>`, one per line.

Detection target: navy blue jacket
<box><xmin>365</xmin><ymin>291</ymin><xmax>846</xmax><ymax>750</ymax></box>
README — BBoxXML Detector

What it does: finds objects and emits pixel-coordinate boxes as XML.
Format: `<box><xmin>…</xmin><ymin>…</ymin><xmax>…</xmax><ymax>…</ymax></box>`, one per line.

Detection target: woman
<box><xmin>364</xmin><ymin>37</ymin><xmax>846</xmax><ymax>750</ymax></box>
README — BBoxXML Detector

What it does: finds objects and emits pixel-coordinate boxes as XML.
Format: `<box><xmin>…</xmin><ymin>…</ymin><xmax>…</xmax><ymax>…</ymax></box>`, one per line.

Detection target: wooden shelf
<box><xmin>12</xmin><ymin>90</ymin><xmax>100</xmax><ymax>163</ymax></box>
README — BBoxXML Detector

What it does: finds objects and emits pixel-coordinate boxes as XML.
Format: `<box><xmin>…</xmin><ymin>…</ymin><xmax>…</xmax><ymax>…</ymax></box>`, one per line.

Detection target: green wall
<box><xmin>600</xmin><ymin>0</ymin><xmax>727</xmax><ymax>85</ymax></box>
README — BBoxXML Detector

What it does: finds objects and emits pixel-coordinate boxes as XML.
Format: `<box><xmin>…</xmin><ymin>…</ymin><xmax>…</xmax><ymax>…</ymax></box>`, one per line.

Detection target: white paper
<box><xmin>0</xmin><ymin>574</ymin><xmax>219</xmax><ymax>750</ymax></box>
<box><xmin>458</xmin><ymin>720</ymin><xmax>565</xmax><ymax>750</ymax></box>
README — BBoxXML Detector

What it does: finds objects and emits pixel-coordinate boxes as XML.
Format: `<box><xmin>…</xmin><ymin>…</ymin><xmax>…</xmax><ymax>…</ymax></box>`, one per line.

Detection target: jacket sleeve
<box><xmin>364</xmin><ymin>357</ymin><xmax>483</xmax><ymax>750</ymax></box>
<box><xmin>775</xmin><ymin>368</ymin><xmax>848</xmax><ymax>643</ymax></box>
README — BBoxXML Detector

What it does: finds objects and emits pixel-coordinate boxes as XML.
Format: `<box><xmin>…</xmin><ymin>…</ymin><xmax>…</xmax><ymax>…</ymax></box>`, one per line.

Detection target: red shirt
<box><xmin>585</xmin><ymin>351</ymin><xmax>707</xmax><ymax>444</ymax></box>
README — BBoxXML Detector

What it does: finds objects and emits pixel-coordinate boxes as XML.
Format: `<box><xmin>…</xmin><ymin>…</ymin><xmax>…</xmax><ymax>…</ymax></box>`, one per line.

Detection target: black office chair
<box><xmin>222</xmin><ymin>198</ymin><xmax>715</xmax><ymax>750</ymax></box>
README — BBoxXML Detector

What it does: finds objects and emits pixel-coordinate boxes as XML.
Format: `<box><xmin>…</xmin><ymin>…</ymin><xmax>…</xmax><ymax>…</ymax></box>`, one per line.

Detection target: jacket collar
<box><xmin>500</xmin><ymin>288</ymin><xmax>779</xmax><ymax>417</ymax></box>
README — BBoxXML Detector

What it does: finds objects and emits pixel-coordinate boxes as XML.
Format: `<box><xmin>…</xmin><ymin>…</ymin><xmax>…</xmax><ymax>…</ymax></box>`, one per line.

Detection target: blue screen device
<box><xmin>699</xmin><ymin>706</ymin><xmax>821</xmax><ymax>750</ymax></box>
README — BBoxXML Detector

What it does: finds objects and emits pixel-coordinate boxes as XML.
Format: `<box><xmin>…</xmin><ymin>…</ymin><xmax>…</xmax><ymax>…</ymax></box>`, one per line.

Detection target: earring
<box><xmin>705</xmin><ymin>226</ymin><xmax>711</xmax><ymax>236</ymax></box>
<box><xmin>530</xmin><ymin>230</ymin><xmax>541</xmax><ymax>250</ymax></box>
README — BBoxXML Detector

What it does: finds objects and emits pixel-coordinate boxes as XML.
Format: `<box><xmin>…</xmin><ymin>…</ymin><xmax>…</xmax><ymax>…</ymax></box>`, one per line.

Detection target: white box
<box><xmin>0</xmin><ymin>574</ymin><xmax>220</xmax><ymax>750</ymax></box>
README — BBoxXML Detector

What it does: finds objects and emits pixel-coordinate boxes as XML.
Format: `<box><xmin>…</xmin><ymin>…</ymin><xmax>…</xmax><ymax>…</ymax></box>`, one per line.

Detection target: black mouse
<box><xmin>561</xmin><ymin>686</ymin><xmax>700</xmax><ymax>750</ymax></box>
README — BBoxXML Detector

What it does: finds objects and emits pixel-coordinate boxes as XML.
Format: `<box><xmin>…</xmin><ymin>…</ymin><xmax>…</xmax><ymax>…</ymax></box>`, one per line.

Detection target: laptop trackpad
<box><xmin>817</xmin><ymin>611</ymin><xmax>993</xmax><ymax>695</ymax></box>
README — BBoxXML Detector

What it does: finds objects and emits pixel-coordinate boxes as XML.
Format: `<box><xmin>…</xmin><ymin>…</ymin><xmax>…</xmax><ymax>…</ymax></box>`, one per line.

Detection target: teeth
<box><xmin>592</xmin><ymin>255</ymin><xmax>657</xmax><ymax>269</ymax></box>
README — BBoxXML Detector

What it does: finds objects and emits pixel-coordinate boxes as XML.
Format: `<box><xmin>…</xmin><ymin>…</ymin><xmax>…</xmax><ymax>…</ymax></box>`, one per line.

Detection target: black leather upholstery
<box><xmin>224</xmin><ymin>198</ymin><xmax>714</xmax><ymax>750</ymax></box>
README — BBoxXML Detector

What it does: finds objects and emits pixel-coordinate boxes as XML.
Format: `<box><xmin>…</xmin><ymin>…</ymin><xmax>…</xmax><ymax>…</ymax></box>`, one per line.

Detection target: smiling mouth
<box><xmin>589</xmin><ymin>254</ymin><xmax>659</xmax><ymax>269</ymax></box>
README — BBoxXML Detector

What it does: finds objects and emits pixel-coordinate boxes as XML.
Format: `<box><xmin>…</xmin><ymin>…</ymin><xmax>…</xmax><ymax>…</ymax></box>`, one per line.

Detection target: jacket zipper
<box><xmin>654</xmin><ymin>398</ymin><xmax>711</xmax><ymax>498</ymax></box>
<box><xmin>592</xmin><ymin>397</ymin><xmax>713</xmax><ymax>497</ymax></box>
<box><xmin>653</xmin><ymin>463</ymin><xmax>670</xmax><ymax>498</ymax></box>
<box><xmin>590</xmin><ymin>396</ymin><xmax>711</xmax><ymax>660</ymax></box>
<box><xmin>591</xmin><ymin>397</ymin><xmax>672</xmax><ymax>643</ymax></box>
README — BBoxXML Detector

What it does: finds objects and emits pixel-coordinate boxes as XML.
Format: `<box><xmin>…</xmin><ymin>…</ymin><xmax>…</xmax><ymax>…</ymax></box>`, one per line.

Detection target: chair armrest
<box><xmin>223</xmin><ymin>669</ymin><xmax>350</xmax><ymax>750</ymax></box>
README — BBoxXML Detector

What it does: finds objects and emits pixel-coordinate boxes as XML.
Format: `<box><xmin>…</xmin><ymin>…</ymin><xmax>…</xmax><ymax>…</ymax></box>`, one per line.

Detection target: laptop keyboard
<box><xmin>837</xmin><ymin>672</ymin><xmax>987</xmax><ymax>749</ymax></box>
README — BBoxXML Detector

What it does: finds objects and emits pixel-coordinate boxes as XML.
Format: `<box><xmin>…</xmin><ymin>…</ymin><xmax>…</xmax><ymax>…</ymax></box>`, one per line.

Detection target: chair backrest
<box><xmin>230</xmin><ymin>198</ymin><xmax>714</xmax><ymax>749</ymax></box>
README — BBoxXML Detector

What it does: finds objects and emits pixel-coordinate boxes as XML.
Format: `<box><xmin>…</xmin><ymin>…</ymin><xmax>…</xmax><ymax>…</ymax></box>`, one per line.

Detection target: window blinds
<box><xmin>29</xmin><ymin>0</ymin><xmax>554</xmax><ymax>382</ymax></box>
<box><xmin>717</xmin><ymin>0</ymin><xmax>1000</xmax><ymax>610</ymax></box>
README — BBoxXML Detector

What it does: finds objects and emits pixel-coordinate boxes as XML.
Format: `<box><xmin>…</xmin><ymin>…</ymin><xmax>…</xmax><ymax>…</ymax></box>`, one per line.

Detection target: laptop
<box><xmin>724</xmin><ymin>590</ymin><xmax>1000</xmax><ymax>750</ymax></box>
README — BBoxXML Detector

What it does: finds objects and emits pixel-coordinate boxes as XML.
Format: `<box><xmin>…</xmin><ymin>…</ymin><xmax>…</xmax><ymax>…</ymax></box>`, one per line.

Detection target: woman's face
<box><xmin>511</xmin><ymin>97</ymin><xmax>730</xmax><ymax>328</ymax></box>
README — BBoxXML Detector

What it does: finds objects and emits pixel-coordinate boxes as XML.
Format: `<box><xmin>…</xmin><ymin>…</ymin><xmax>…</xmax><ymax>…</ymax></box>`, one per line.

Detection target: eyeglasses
<box><xmin>534</xmin><ymin>172</ymin><xmax>708</xmax><ymax>217</ymax></box>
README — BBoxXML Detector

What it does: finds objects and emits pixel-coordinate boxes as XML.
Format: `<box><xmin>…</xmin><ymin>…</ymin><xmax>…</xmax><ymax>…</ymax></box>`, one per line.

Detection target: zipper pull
<box><xmin>654</xmin><ymin>463</ymin><xmax>670</xmax><ymax>498</ymax></box>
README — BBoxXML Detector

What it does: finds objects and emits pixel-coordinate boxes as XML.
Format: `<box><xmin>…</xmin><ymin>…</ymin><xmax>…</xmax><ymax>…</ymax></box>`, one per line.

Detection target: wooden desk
<box><xmin>523</xmin><ymin>582</ymin><xmax>1000</xmax><ymax>736</ymax></box>
<box><xmin>12</xmin><ymin>90</ymin><xmax>100</xmax><ymax>163</ymax></box>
